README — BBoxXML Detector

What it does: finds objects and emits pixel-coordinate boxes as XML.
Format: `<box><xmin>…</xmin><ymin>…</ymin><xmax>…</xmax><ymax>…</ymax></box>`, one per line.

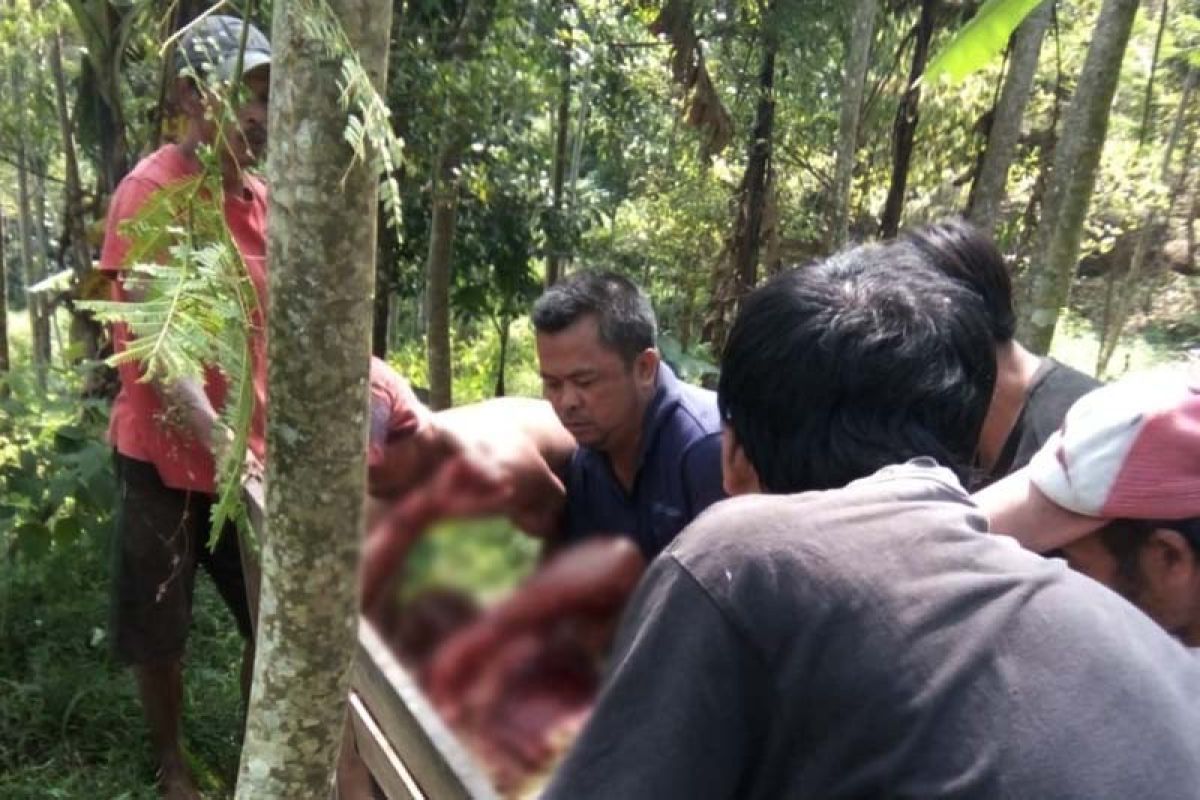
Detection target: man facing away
<box><xmin>900</xmin><ymin>218</ymin><xmax>1099</xmax><ymax>487</ymax></box>
<box><xmin>100</xmin><ymin>16</ymin><xmax>270</xmax><ymax>799</ymax></box>
<box><xmin>544</xmin><ymin>243</ymin><xmax>1200</xmax><ymax>799</ymax></box>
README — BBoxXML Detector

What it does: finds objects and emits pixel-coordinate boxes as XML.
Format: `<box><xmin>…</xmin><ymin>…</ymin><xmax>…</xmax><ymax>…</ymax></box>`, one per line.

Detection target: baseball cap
<box><xmin>974</xmin><ymin>365</ymin><xmax>1200</xmax><ymax>551</ymax></box>
<box><xmin>174</xmin><ymin>15</ymin><xmax>271</xmax><ymax>83</ymax></box>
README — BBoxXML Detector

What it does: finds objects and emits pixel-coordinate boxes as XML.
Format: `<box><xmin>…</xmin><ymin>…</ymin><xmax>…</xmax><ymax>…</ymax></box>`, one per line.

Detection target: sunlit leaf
<box><xmin>924</xmin><ymin>0</ymin><xmax>1047</xmax><ymax>86</ymax></box>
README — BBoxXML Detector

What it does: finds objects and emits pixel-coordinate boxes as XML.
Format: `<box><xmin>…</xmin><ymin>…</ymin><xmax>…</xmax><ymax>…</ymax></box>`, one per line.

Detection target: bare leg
<box><xmin>134</xmin><ymin>658</ymin><xmax>200</xmax><ymax>800</ymax></box>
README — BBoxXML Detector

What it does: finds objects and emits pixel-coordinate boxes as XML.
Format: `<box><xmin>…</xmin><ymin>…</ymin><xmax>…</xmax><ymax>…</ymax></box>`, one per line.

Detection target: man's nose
<box><xmin>561</xmin><ymin>384</ymin><xmax>583</xmax><ymax>411</ymax></box>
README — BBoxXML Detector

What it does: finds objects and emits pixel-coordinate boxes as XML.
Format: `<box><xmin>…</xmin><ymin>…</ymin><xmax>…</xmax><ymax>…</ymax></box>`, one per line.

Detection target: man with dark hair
<box><xmin>531</xmin><ymin>271</ymin><xmax>723</xmax><ymax>557</ymax></box>
<box><xmin>99</xmin><ymin>16</ymin><xmax>269</xmax><ymax>799</ymax></box>
<box><xmin>422</xmin><ymin>271</ymin><xmax>724</xmax><ymax>715</ymax></box>
<box><xmin>544</xmin><ymin>244</ymin><xmax>1200</xmax><ymax>800</ymax></box>
<box><xmin>902</xmin><ymin>218</ymin><xmax>1099</xmax><ymax>485</ymax></box>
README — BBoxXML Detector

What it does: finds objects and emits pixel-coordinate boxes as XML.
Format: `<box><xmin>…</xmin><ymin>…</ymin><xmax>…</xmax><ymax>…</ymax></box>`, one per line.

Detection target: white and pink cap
<box><xmin>975</xmin><ymin>365</ymin><xmax>1200</xmax><ymax>552</ymax></box>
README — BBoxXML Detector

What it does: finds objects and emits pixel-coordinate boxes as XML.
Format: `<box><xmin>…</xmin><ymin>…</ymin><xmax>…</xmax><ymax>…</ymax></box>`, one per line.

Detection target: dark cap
<box><xmin>174</xmin><ymin>15</ymin><xmax>271</xmax><ymax>83</ymax></box>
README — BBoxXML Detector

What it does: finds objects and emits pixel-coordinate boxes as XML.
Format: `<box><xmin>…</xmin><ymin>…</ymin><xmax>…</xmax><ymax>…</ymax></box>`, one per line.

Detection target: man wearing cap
<box><xmin>100</xmin><ymin>15</ymin><xmax>270</xmax><ymax>799</ymax></box>
<box><xmin>975</xmin><ymin>366</ymin><xmax>1200</xmax><ymax>644</ymax></box>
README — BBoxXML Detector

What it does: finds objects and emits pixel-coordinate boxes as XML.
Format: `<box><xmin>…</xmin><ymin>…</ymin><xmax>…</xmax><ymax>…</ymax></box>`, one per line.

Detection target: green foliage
<box><xmin>0</xmin><ymin>365</ymin><xmax>114</xmax><ymax>561</ymax></box>
<box><xmin>923</xmin><ymin>0</ymin><xmax>1046</xmax><ymax>86</ymax></box>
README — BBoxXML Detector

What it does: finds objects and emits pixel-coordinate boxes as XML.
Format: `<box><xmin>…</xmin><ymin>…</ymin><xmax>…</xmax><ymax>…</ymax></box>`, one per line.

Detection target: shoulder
<box><xmin>1023</xmin><ymin>358</ymin><xmax>1102</xmax><ymax>434</ymax></box>
<box><xmin>664</xmin><ymin>383</ymin><xmax>722</xmax><ymax>444</ymax></box>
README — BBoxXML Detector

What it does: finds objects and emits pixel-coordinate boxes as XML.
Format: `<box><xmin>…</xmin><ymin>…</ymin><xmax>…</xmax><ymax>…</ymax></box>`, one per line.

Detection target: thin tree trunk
<box><xmin>879</xmin><ymin>0</ymin><xmax>936</xmax><ymax>239</ymax></box>
<box><xmin>11</xmin><ymin>53</ymin><xmax>49</xmax><ymax>384</ymax></box>
<box><xmin>546</xmin><ymin>7</ymin><xmax>571</xmax><ymax>288</ymax></box>
<box><xmin>233</xmin><ymin>0</ymin><xmax>392</xmax><ymax>792</ymax></box>
<box><xmin>730</xmin><ymin>29</ymin><xmax>777</xmax><ymax>296</ymax></box>
<box><xmin>494</xmin><ymin>314</ymin><xmax>510</xmax><ymax>397</ymax></box>
<box><xmin>426</xmin><ymin>145</ymin><xmax>459</xmax><ymax>411</ymax></box>
<box><xmin>1</xmin><ymin>212</ymin><xmax>9</xmax><ymax>381</ymax></box>
<box><xmin>32</xmin><ymin>161</ymin><xmax>54</xmax><ymax>364</ymax></box>
<box><xmin>371</xmin><ymin>223</ymin><xmax>392</xmax><ymax>358</ymax></box>
<box><xmin>1019</xmin><ymin>0</ymin><xmax>1140</xmax><ymax>353</ymax></box>
<box><xmin>1095</xmin><ymin>63</ymin><xmax>1195</xmax><ymax>376</ymax></box>
<box><xmin>50</xmin><ymin>29</ymin><xmax>103</xmax><ymax>361</ymax></box>
<box><xmin>1136</xmin><ymin>0</ymin><xmax>1169</xmax><ymax>147</ymax></box>
<box><xmin>828</xmin><ymin>0</ymin><xmax>878</xmax><ymax>251</ymax></box>
<box><xmin>967</xmin><ymin>1</ymin><xmax>1052</xmax><ymax>237</ymax></box>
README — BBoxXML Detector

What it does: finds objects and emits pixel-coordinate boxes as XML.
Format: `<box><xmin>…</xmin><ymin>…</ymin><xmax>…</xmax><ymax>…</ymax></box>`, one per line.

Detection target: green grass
<box><xmin>0</xmin><ymin>527</ymin><xmax>246</xmax><ymax>799</ymax></box>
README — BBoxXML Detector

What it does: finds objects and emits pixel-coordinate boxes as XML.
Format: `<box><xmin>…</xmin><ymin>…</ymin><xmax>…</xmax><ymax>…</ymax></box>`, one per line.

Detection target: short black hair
<box><xmin>901</xmin><ymin>217</ymin><xmax>1016</xmax><ymax>343</ymax></box>
<box><xmin>532</xmin><ymin>271</ymin><xmax>657</xmax><ymax>363</ymax></box>
<box><xmin>718</xmin><ymin>242</ymin><xmax>997</xmax><ymax>494</ymax></box>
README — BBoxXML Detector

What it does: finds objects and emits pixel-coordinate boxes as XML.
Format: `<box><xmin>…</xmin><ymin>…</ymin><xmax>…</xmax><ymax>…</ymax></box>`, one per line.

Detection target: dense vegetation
<box><xmin>2</xmin><ymin>0</ymin><xmax>1197</xmax><ymax>795</ymax></box>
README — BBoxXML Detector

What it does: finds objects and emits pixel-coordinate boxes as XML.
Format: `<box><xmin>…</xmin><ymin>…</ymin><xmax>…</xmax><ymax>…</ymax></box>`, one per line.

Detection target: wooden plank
<box><xmin>348</xmin><ymin>692</ymin><xmax>425</xmax><ymax>800</ymax></box>
<box><xmin>353</xmin><ymin>620</ymin><xmax>500</xmax><ymax>800</ymax></box>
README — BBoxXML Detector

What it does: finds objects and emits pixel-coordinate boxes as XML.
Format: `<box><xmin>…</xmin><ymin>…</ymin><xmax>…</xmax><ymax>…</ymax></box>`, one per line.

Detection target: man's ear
<box><xmin>633</xmin><ymin>348</ymin><xmax>660</xmax><ymax>386</ymax></box>
<box><xmin>1140</xmin><ymin>529</ymin><xmax>1197</xmax><ymax>587</ymax></box>
<box><xmin>721</xmin><ymin>425</ymin><xmax>761</xmax><ymax>496</ymax></box>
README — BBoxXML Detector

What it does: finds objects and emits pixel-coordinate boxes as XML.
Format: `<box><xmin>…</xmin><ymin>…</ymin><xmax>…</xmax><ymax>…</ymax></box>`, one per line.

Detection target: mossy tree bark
<box><xmin>967</xmin><ymin>1</ymin><xmax>1052</xmax><ymax>237</ymax></box>
<box><xmin>1019</xmin><ymin>0</ymin><xmax>1139</xmax><ymax>353</ymax></box>
<box><xmin>233</xmin><ymin>0</ymin><xmax>392</xmax><ymax>793</ymax></box>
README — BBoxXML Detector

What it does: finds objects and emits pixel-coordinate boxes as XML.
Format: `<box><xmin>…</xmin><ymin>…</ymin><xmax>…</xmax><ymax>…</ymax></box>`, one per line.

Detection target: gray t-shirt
<box><xmin>544</xmin><ymin>462</ymin><xmax>1200</xmax><ymax>799</ymax></box>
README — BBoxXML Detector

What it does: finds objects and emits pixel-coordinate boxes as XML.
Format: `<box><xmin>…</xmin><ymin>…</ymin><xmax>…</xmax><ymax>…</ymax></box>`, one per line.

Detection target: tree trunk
<box><xmin>1</xmin><ymin>211</ymin><xmax>9</xmax><ymax>380</ymax></box>
<box><xmin>879</xmin><ymin>0</ymin><xmax>936</xmax><ymax>239</ymax></box>
<box><xmin>1095</xmin><ymin>63</ymin><xmax>1196</xmax><ymax>377</ymax></box>
<box><xmin>546</xmin><ymin>6</ymin><xmax>571</xmax><ymax>288</ymax></box>
<box><xmin>1019</xmin><ymin>0</ymin><xmax>1139</xmax><ymax>353</ymax></box>
<box><xmin>371</xmin><ymin>224</ymin><xmax>392</xmax><ymax>358</ymax></box>
<box><xmin>233</xmin><ymin>0</ymin><xmax>392</xmax><ymax>793</ymax></box>
<box><xmin>730</xmin><ymin>28</ymin><xmax>778</xmax><ymax>297</ymax></box>
<box><xmin>967</xmin><ymin>1</ymin><xmax>1052</xmax><ymax>237</ymax></box>
<box><xmin>426</xmin><ymin>145</ymin><xmax>459</xmax><ymax>411</ymax></box>
<box><xmin>494</xmin><ymin>314</ymin><xmax>510</xmax><ymax>397</ymax></box>
<box><xmin>32</xmin><ymin>162</ymin><xmax>56</xmax><ymax>361</ymax></box>
<box><xmin>11</xmin><ymin>53</ymin><xmax>50</xmax><ymax>383</ymax></box>
<box><xmin>827</xmin><ymin>0</ymin><xmax>878</xmax><ymax>251</ymax></box>
<box><xmin>50</xmin><ymin>29</ymin><xmax>103</xmax><ymax>362</ymax></box>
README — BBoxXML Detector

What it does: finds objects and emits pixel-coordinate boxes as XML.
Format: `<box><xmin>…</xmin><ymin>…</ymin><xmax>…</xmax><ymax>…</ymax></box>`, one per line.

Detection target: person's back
<box><xmin>639</xmin><ymin>463</ymin><xmax>1200</xmax><ymax>799</ymax></box>
<box><xmin>545</xmin><ymin>241</ymin><xmax>1200</xmax><ymax>800</ymax></box>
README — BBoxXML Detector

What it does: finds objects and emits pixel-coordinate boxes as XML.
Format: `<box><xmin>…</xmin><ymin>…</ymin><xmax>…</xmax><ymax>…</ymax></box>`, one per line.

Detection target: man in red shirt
<box><xmin>101</xmin><ymin>16</ymin><xmax>270</xmax><ymax>799</ymax></box>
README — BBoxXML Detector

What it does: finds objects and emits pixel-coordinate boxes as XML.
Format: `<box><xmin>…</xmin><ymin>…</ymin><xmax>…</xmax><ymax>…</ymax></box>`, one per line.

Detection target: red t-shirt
<box><xmin>100</xmin><ymin>144</ymin><xmax>268</xmax><ymax>494</ymax></box>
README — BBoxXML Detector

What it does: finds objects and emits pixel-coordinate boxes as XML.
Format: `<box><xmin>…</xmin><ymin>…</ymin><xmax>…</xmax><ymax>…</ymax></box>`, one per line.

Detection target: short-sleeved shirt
<box><xmin>101</xmin><ymin>145</ymin><xmax>268</xmax><ymax>494</ymax></box>
<box><xmin>979</xmin><ymin>357</ymin><xmax>1100</xmax><ymax>486</ymax></box>
<box><xmin>545</xmin><ymin>461</ymin><xmax>1200</xmax><ymax>800</ymax></box>
<box><xmin>561</xmin><ymin>363</ymin><xmax>724</xmax><ymax>559</ymax></box>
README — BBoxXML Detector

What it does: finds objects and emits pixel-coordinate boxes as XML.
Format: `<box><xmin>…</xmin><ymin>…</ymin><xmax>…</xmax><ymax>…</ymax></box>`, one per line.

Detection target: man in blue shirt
<box><xmin>426</xmin><ymin>271</ymin><xmax>724</xmax><ymax>716</ymax></box>
<box><xmin>536</xmin><ymin>271</ymin><xmax>725</xmax><ymax>559</ymax></box>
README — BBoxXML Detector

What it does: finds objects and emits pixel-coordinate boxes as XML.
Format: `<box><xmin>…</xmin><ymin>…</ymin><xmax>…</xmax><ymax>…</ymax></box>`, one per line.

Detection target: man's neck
<box><xmin>977</xmin><ymin>341</ymin><xmax>1043</xmax><ymax>471</ymax></box>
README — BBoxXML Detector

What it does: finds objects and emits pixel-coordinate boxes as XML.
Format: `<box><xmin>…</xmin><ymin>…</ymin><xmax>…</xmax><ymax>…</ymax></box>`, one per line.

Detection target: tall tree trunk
<box><xmin>546</xmin><ymin>6</ymin><xmax>571</xmax><ymax>288</ymax></box>
<box><xmin>1095</xmin><ymin>63</ymin><xmax>1196</xmax><ymax>377</ymax></box>
<box><xmin>967</xmin><ymin>1</ymin><xmax>1052</xmax><ymax>236</ymax></box>
<box><xmin>879</xmin><ymin>0</ymin><xmax>936</xmax><ymax>239</ymax></box>
<box><xmin>494</xmin><ymin>314</ymin><xmax>510</xmax><ymax>397</ymax></box>
<box><xmin>11</xmin><ymin>54</ymin><xmax>49</xmax><ymax>384</ymax></box>
<box><xmin>730</xmin><ymin>28</ymin><xmax>778</xmax><ymax>297</ymax></box>
<box><xmin>426</xmin><ymin>145</ymin><xmax>459</xmax><ymax>411</ymax></box>
<box><xmin>1</xmin><ymin>211</ymin><xmax>9</xmax><ymax>381</ymax></box>
<box><xmin>50</xmin><ymin>29</ymin><xmax>103</xmax><ymax>361</ymax></box>
<box><xmin>32</xmin><ymin>162</ymin><xmax>55</xmax><ymax>362</ymax></box>
<box><xmin>827</xmin><ymin>0</ymin><xmax>878</xmax><ymax>251</ymax></box>
<box><xmin>233</xmin><ymin>0</ymin><xmax>392</xmax><ymax>793</ymax></box>
<box><xmin>1019</xmin><ymin>0</ymin><xmax>1139</xmax><ymax>353</ymax></box>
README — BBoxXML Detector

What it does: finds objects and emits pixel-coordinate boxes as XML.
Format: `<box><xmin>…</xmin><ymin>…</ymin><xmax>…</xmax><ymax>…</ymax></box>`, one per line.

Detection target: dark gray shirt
<box><xmin>544</xmin><ymin>462</ymin><xmax>1200</xmax><ymax>800</ymax></box>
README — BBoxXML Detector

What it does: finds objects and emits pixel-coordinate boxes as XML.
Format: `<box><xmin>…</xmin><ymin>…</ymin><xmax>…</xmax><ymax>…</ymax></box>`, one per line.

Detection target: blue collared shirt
<box><xmin>562</xmin><ymin>363</ymin><xmax>725</xmax><ymax>559</ymax></box>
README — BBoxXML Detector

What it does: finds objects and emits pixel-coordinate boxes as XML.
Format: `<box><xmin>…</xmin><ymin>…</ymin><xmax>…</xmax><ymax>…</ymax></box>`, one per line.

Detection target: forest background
<box><xmin>1</xmin><ymin>0</ymin><xmax>1197</xmax><ymax>796</ymax></box>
